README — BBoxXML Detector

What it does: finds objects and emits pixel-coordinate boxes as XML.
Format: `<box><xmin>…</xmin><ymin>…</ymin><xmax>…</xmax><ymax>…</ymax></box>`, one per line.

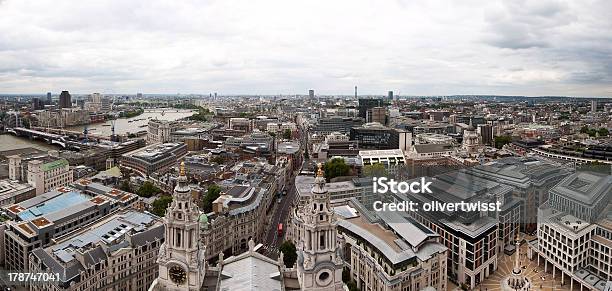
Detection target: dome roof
<box><xmin>199</xmin><ymin>213</ymin><xmax>209</xmax><ymax>225</ymax></box>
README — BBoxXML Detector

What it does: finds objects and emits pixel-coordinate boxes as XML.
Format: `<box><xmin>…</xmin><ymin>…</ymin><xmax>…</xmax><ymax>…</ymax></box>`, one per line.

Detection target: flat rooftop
<box><xmin>0</xmin><ymin>180</ymin><xmax>33</xmax><ymax>197</ymax></box>
<box><xmin>125</xmin><ymin>142</ymin><xmax>183</xmax><ymax>161</ymax></box>
<box><xmin>551</xmin><ymin>171</ymin><xmax>611</xmax><ymax>205</ymax></box>
<box><xmin>15</xmin><ymin>189</ymin><xmax>91</xmax><ymax>221</ymax></box>
<box><xmin>359</xmin><ymin>149</ymin><xmax>404</xmax><ymax>158</ymax></box>
<box><xmin>51</xmin><ymin>211</ymin><xmax>157</xmax><ymax>264</ymax></box>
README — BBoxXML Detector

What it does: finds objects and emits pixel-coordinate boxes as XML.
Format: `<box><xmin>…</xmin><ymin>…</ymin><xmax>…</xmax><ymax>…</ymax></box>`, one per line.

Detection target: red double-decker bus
<box><xmin>277</xmin><ymin>223</ymin><xmax>283</xmax><ymax>237</ymax></box>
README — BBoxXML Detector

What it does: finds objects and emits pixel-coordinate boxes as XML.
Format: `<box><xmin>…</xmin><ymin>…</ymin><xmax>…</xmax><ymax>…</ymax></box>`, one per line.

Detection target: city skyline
<box><xmin>0</xmin><ymin>0</ymin><xmax>611</xmax><ymax>96</ymax></box>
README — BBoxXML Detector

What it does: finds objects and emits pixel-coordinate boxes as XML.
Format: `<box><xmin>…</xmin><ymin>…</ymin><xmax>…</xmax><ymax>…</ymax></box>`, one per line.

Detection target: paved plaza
<box><xmin>478</xmin><ymin>242</ymin><xmax>570</xmax><ymax>291</ymax></box>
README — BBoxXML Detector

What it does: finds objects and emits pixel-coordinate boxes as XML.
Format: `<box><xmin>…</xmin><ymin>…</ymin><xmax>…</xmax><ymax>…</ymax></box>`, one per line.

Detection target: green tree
<box><xmin>580</xmin><ymin>125</ymin><xmax>589</xmax><ymax>134</ymax></box>
<box><xmin>201</xmin><ymin>184</ymin><xmax>222</xmax><ymax>213</ymax></box>
<box><xmin>210</xmin><ymin>156</ymin><xmax>225</xmax><ymax>164</ymax></box>
<box><xmin>597</xmin><ymin>128</ymin><xmax>609</xmax><ymax>136</ymax></box>
<box><xmin>362</xmin><ymin>163</ymin><xmax>388</xmax><ymax>177</ymax></box>
<box><xmin>278</xmin><ymin>240</ymin><xmax>297</xmax><ymax>268</ymax></box>
<box><xmin>283</xmin><ymin>129</ymin><xmax>292</xmax><ymax>139</ymax></box>
<box><xmin>494</xmin><ymin>135</ymin><xmax>512</xmax><ymax>149</ymax></box>
<box><xmin>151</xmin><ymin>195</ymin><xmax>173</xmax><ymax>217</ymax></box>
<box><xmin>324</xmin><ymin>158</ymin><xmax>350</xmax><ymax>181</ymax></box>
<box><xmin>136</xmin><ymin>181</ymin><xmax>162</xmax><ymax>198</ymax></box>
<box><xmin>119</xmin><ymin>180</ymin><xmax>131</xmax><ymax>192</ymax></box>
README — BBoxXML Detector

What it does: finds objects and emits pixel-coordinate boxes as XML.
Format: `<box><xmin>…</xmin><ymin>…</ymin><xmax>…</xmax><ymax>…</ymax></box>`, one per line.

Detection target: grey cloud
<box><xmin>483</xmin><ymin>0</ymin><xmax>574</xmax><ymax>49</ymax></box>
<box><xmin>0</xmin><ymin>0</ymin><xmax>610</xmax><ymax>96</ymax></box>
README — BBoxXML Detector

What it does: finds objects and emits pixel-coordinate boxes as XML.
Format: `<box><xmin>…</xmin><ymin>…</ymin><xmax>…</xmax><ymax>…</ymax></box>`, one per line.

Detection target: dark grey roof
<box><xmin>32</xmin><ymin>211</ymin><xmax>161</xmax><ymax>284</ymax></box>
<box><xmin>130</xmin><ymin>224</ymin><xmax>164</xmax><ymax>246</ymax></box>
<box><xmin>413</xmin><ymin>143</ymin><xmax>454</xmax><ymax>153</ymax></box>
<box><xmin>551</xmin><ymin>171</ymin><xmax>611</xmax><ymax>205</ymax></box>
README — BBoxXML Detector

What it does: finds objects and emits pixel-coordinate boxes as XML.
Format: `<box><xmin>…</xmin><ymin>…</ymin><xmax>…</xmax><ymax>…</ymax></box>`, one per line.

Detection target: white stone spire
<box><xmin>152</xmin><ymin>160</ymin><xmax>207</xmax><ymax>291</ymax></box>
<box><xmin>295</xmin><ymin>162</ymin><xmax>344</xmax><ymax>291</ymax></box>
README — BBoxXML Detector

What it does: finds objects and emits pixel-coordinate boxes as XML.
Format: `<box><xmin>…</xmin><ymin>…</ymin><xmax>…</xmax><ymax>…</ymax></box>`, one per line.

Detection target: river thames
<box><xmin>0</xmin><ymin>109</ymin><xmax>194</xmax><ymax>152</ymax></box>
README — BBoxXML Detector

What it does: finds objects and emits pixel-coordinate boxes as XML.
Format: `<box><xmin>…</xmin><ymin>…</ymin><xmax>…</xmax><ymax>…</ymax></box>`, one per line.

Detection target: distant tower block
<box><xmin>59</xmin><ymin>90</ymin><xmax>72</xmax><ymax>108</ymax></box>
<box><xmin>591</xmin><ymin>100</ymin><xmax>597</xmax><ymax>112</ymax></box>
<box><xmin>309</xmin><ymin>89</ymin><xmax>315</xmax><ymax>99</ymax></box>
<box><xmin>388</xmin><ymin>91</ymin><xmax>393</xmax><ymax>100</ymax></box>
<box><xmin>354</xmin><ymin>86</ymin><xmax>358</xmax><ymax>99</ymax></box>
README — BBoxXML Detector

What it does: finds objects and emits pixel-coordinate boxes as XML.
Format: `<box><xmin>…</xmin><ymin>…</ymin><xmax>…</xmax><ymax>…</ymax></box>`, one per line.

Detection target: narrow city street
<box><xmin>262</xmin><ymin>171</ymin><xmax>298</xmax><ymax>258</ymax></box>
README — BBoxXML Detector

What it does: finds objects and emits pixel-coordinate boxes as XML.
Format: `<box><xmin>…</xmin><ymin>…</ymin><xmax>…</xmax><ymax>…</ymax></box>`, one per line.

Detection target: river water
<box><xmin>0</xmin><ymin>109</ymin><xmax>194</xmax><ymax>152</ymax></box>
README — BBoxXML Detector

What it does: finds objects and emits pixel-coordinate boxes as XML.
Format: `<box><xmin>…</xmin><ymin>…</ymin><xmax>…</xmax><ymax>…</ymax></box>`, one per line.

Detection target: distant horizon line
<box><xmin>1</xmin><ymin>93</ymin><xmax>611</xmax><ymax>99</ymax></box>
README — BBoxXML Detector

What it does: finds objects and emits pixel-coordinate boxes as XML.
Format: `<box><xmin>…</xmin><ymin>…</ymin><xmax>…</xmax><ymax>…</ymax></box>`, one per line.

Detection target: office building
<box><xmin>228</xmin><ymin>117</ymin><xmax>252</xmax><ymax>132</ymax></box>
<box><xmin>546</xmin><ymin>171</ymin><xmax>610</xmax><ymax>222</ymax></box>
<box><xmin>0</xmin><ymin>180</ymin><xmax>35</xmax><ymax>207</ymax></box>
<box><xmin>393</xmin><ymin>170</ymin><xmax>523</xmax><ymax>289</ymax></box>
<box><xmin>37</xmin><ymin>109</ymin><xmax>91</xmax><ymax>127</ymax></box>
<box><xmin>292</xmin><ymin>176</ymin><xmax>374</xmax><ymax>208</ymax></box>
<box><xmin>312</xmin><ymin>117</ymin><xmax>364</xmax><ymax>135</ymax></box>
<box><xmin>311</xmin><ymin>132</ymin><xmax>360</xmax><ymax>162</ymax></box>
<box><xmin>337</xmin><ymin>201</ymin><xmax>448</xmax><ymax>291</ymax></box>
<box><xmin>592</xmin><ymin>100</ymin><xmax>597</xmax><ymax>112</ymax></box>
<box><xmin>309</xmin><ymin>89</ymin><xmax>315</xmax><ymax>99</ymax></box>
<box><xmin>31</xmin><ymin>97</ymin><xmax>44</xmax><ymax>110</ymax></box>
<box><xmin>467</xmin><ymin>157</ymin><xmax>573</xmax><ymax>232</ymax></box>
<box><xmin>409</xmin><ymin>143</ymin><xmax>455</xmax><ymax>159</ymax></box>
<box><xmin>26</xmin><ymin>159</ymin><xmax>73</xmax><ymax>195</ymax></box>
<box><xmin>350</xmin><ymin>123</ymin><xmax>407</xmax><ymax>150</ymax></box>
<box><xmin>416</xmin><ymin>133</ymin><xmax>455</xmax><ymax>145</ymax></box>
<box><xmin>358</xmin><ymin>98</ymin><xmax>384</xmax><ymax>119</ymax></box>
<box><xmin>120</xmin><ymin>143</ymin><xmax>187</xmax><ymax>177</ymax></box>
<box><xmin>59</xmin><ymin>91</ymin><xmax>72</xmax><ymax>109</ymax></box>
<box><xmin>201</xmin><ymin>183</ymin><xmax>276</xmax><ymax>261</ymax></box>
<box><xmin>366</xmin><ymin>106</ymin><xmax>386</xmax><ymax>124</ymax></box>
<box><xmin>266</xmin><ymin>122</ymin><xmax>297</xmax><ymax>134</ymax></box>
<box><xmin>528</xmin><ymin>171</ymin><xmax>611</xmax><ymax>291</ymax></box>
<box><xmin>477</xmin><ymin>124</ymin><xmax>494</xmax><ymax>146</ymax></box>
<box><xmin>3</xmin><ymin>179</ymin><xmax>138</xmax><ymax>271</ymax></box>
<box><xmin>147</xmin><ymin>119</ymin><xmax>182</xmax><ymax>144</ymax></box>
<box><xmin>358</xmin><ymin>149</ymin><xmax>406</xmax><ymax>175</ymax></box>
<box><xmin>9</xmin><ymin>153</ymin><xmax>74</xmax><ymax>195</ymax></box>
<box><xmin>46</xmin><ymin>92</ymin><xmax>52</xmax><ymax>104</ymax></box>
<box><xmin>449</xmin><ymin>115</ymin><xmax>485</xmax><ymax>127</ymax></box>
<box><xmin>387</xmin><ymin>90</ymin><xmax>393</xmax><ymax>100</ymax></box>
<box><xmin>8</xmin><ymin>151</ymin><xmax>51</xmax><ymax>182</ymax></box>
<box><xmin>29</xmin><ymin>211</ymin><xmax>164</xmax><ymax>291</ymax></box>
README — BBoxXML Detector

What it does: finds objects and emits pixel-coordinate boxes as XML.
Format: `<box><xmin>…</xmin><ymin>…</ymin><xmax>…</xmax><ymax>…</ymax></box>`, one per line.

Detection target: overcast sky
<box><xmin>0</xmin><ymin>0</ymin><xmax>610</xmax><ymax>96</ymax></box>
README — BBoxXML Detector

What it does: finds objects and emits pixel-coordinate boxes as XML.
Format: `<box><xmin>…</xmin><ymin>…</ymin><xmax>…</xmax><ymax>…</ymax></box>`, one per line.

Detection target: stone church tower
<box><xmin>462</xmin><ymin>119</ymin><xmax>481</xmax><ymax>155</ymax></box>
<box><xmin>152</xmin><ymin>162</ymin><xmax>206</xmax><ymax>291</ymax></box>
<box><xmin>295</xmin><ymin>164</ymin><xmax>344</xmax><ymax>291</ymax></box>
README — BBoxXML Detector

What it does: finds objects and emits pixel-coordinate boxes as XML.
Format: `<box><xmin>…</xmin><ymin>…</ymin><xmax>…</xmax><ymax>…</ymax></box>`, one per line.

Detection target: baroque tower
<box><xmin>296</xmin><ymin>164</ymin><xmax>344</xmax><ymax>291</ymax></box>
<box><xmin>462</xmin><ymin>118</ymin><xmax>481</xmax><ymax>155</ymax></box>
<box><xmin>153</xmin><ymin>162</ymin><xmax>206</xmax><ymax>291</ymax></box>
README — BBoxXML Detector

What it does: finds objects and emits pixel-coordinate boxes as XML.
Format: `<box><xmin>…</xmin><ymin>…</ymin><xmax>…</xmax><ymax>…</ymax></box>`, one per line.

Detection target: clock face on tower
<box><xmin>316</xmin><ymin>269</ymin><xmax>332</xmax><ymax>286</ymax></box>
<box><xmin>169</xmin><ymin>265</ymin><xmax>187</xmax><ymax>285</ymax></box>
